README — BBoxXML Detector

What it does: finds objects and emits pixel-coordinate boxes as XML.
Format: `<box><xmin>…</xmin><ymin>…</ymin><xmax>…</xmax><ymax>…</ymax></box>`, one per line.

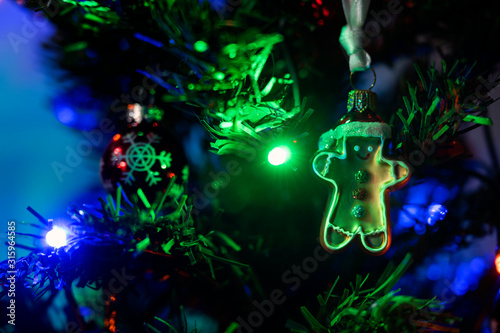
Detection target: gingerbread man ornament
<box><xmin>312</xmin><ymin>89</ymin><xmax>410</xmax><ymax>255</ymax></box>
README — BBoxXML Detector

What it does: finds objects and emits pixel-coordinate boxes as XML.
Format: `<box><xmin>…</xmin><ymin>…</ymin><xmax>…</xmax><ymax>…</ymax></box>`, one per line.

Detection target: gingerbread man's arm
<box><xmin>386</xmin><ymin>158</ymin><xmax>411</xmax><ymax>189</ymax></box>
<box><xmin>356</xmin><ymin>147</ymin><xmax>410</xmax><ymax>255</ymax></box>
<box><xmin>312</xmin><ymin>151</ymin><xmax>338</xmax><ymax>183</ymax></box>
<box><xmin>312</xmin><ymin>150</ymin><xmax>358</xmax><ymax>252</ymax></box>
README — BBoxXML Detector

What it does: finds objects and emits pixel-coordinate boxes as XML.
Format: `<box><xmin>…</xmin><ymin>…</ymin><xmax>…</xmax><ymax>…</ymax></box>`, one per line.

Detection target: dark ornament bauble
<box><xmin>100</xmin><ymin>125</ymin><xmax>186</xmax><ymax>197</ymax></box>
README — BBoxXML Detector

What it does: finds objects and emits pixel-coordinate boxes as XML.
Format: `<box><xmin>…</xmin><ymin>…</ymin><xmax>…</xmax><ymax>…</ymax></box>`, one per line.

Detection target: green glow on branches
<box><xmin>220</xmin><ymin>121</ymin><xmax>233</xmax><ymax>129</ymax></box>
<box><xmin>213</xmin><ymin>72</ymin><xmax>225</xmax><ymax>80</ymax></box>
<box><xmin>194</xmin><ymin>40</ymin><xmax>209</xmax><ymax>52</ymax></box>
<box><xmin>268</xmin><ymin>146</ymin><xmax>291</xmax><ymax>166</ymax></box>
<box><xmin>63</xmin><ymin>41</ymin><xmax>88</xmax><ymax>52</ymax></box>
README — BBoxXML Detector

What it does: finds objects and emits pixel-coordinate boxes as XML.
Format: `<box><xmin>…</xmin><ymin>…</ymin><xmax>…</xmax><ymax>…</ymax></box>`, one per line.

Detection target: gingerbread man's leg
<box><xmin>360</xmin><ymin>228</ymin><xmax>389</xmax><ymax>254</ymax></box>
<box><xmin>359</xmin><ymin>158</ymin><xmax>410</xmax><ymax>254</ymax></box>
<box><xmin>313</xmin><ymin>151</ymin><xmax>356</xmax><ymax>252</ymax></box>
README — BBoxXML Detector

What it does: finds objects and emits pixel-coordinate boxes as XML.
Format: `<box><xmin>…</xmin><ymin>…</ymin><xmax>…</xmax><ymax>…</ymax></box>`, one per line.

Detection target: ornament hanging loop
<box><xmin>350</xmin><ymin>67</ymin><xmax>376</xmax><ymax>91</ymax></box>
<box><xmin>340</xmin><ymin>0</ymin><xmax>372</xmax><ymax>71</ymax></box>
<box><xmin>348</xmin><ymin>67</ymin><xmax>377</xmax><ymax>113</ymax></box>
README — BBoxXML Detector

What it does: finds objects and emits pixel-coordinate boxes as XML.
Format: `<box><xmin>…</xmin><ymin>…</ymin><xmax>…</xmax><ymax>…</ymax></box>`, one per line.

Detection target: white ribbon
<box><xmin>339</xmin><ymin>0</ymin><xmax>371</xmax><ymax>72</ymax></box>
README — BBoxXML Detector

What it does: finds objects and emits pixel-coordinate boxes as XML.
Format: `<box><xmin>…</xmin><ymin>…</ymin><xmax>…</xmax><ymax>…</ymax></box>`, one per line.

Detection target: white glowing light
<box><xmin>268</xmin><ymin>146</ymin><xmax>291</xmax><ymax>166</ymax></box>
<box><xmin>46</xmin><ymin>227</ymin><xmax>67</xmax><ymax>248</ymax></box>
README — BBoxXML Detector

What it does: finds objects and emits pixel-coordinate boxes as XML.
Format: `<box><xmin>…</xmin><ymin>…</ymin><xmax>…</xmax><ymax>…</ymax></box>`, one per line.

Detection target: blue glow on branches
<box><xmin>53</xmin><ymin>87</ymin><xmax>100</xmax><ymax>130</ymax></box>
<box><xmin>133</xmin><ymin>32</ymin><xmax>164</xmax><ymax>48</ymax></box>
<box><xmin>56</xmin><ymin>107</ymin><xmax>76</xmax><ymax>125</ymax></box>
<box><xmin>414</xmin><ymin>223</ymin><xmax>426</xmax><ymax>235</ymax></box>
<box><xmin>426</xmin><ymin>204</ymin><xmax>447</xmax><ymax>226</ymax></box>
<box><xmin>426</xmin><ymin>264</ymin><xmax>442</xmax><ymax>280</ymax></box>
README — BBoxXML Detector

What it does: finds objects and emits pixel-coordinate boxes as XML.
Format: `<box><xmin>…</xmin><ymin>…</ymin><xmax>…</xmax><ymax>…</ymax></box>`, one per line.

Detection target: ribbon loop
<box><xmin>339</xmin><ymin>0</ymin><xmax>372</xmax><ymax>72</ymax></box>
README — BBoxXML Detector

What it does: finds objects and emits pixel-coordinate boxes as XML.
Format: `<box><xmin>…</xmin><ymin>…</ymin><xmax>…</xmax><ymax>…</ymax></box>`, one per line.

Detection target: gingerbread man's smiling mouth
<box><xmin>357</xmin><ymin>153</ymin><xmax>371</xmax><ymax>160</ymax></box>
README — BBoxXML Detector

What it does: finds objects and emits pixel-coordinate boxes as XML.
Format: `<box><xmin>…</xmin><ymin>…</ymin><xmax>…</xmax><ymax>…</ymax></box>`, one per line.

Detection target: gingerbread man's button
<box><xmin>352</xmin><ymin>187</ymin><xmax>367</xmax><ymax>200</ymax></box>
<box><xmin>355</xmin><ymin>170</ymin><xmax>369</xmax><ymax>183</ymax></box>
<box><xmin>352</xmin><ymin>205</ymin><xmax>366</xmax><ymax>218</ymax></box>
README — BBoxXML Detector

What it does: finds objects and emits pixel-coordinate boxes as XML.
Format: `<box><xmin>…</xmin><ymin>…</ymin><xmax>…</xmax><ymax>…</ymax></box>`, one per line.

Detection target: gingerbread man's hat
<box><xmin>318</xmin><ymin>89</ymin><xmax>392</xmax><ymax>150</ymax></box>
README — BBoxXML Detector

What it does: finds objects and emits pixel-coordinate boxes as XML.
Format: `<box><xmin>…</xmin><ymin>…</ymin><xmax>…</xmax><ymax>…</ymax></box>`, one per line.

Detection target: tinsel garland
<box><xmin>6</xmin><ymin>1</ymin><xmax>499</xmax><ymax>331</ymax></box>
<box><xmin>0</xmin><ymin>177</ymin><xmax>247</xmax><ymax>303</ymax></box>
<box><xmin>25</xmin><ymin>0</ymin><xmax>308</xmax><ymax>157</ymax></box>
<box><xmin>287</xmin><ymin>255</ymin><xmax>460</xmax><ymax>333</ymax></box>
<box><xmin>393</xmin><ymin>60</ymin><xmax>495</xmax><ymax>163</ymax></box>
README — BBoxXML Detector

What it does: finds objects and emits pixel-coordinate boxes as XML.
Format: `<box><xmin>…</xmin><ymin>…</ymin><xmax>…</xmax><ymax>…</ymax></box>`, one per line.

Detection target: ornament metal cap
<box><xmin>347</xmin><ymin>67</ymin><xmax>377</xmax><ymax>113</ymax></box>
<box><xmin>347</xmin><ymin>89</ymin><xmax>377</xmax><ymax>113</ymax></box>
<box><xmin>317</xmin><ymin>68</ymin><xmax>391</xmax><ymax>150</ymax></box>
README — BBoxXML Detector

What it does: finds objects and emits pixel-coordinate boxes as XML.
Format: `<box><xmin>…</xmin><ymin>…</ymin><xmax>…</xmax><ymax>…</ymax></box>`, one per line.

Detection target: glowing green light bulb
<box><xmin>213</xmin><ymin>72</ymin><xmax>225</xmax><ymax>80</ymax></box>
<box><xmin>194</xmin><ymin>40</ymin><xmax>209</xmax><ymax>52</ymax></box>
<box><xmin>268</xmin><ymin>146</ymin><xmax>291</xmax><ymax>166</ymax></box>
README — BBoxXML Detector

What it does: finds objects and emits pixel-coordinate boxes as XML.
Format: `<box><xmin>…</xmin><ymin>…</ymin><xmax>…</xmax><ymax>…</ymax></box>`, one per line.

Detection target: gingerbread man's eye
<box><xmin>354</xmin><ymin>145</ymin><xmax>360</xmax><ymax>152</ymax></box>
<box><xmin>367</xmin><ymin>146</ymin><xmax>373</xmax><ymax>152</ymax></box>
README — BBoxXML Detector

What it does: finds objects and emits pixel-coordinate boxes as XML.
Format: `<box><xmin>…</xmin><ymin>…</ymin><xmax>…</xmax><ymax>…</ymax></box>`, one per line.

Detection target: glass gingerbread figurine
<box><xmin>312</xmin><ymin>87</ymin><xmax>410</xmax><ymax>255</ymax></box>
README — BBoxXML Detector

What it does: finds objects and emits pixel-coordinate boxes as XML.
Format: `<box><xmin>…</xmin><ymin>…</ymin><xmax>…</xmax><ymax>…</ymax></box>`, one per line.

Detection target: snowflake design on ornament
<box><xmin>117</xmin><ymin>132</ymin><xmax>172</xmax><ymax>186</ymax></box>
